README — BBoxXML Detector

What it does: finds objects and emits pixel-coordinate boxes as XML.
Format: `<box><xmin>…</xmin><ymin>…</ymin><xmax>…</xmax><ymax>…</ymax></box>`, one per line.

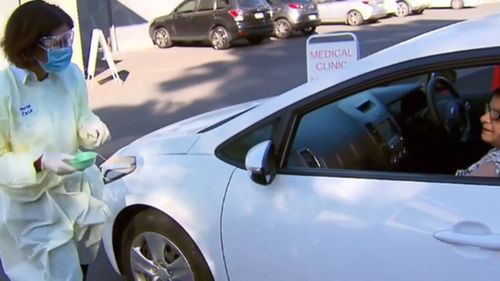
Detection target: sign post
<box><xmin>306</xmin><ymin>32</ymin><xmax>360</xmax><ymax>82</ymax></box>
<box><xmin>86</xmin><ymin>28</ymin><xmax>122</xmax><ymax>88</ymax></box>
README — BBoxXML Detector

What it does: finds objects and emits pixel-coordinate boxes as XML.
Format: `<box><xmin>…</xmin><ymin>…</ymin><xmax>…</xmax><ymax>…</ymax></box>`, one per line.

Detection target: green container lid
<box><xmin>70</xmin><ymin>151</ymin><xmax>97</xmax><ymax>171</ymax></box>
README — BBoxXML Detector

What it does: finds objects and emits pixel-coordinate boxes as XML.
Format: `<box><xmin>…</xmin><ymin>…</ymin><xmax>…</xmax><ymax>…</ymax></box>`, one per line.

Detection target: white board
<box><xmin>306</xmin><ymin>32</ymin><xmax>360</xmax><ymax>82</ymax></box>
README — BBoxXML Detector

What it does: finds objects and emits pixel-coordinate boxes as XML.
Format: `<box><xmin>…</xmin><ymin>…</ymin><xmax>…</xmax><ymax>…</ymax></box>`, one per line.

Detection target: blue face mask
<box><xmin>39</xmin><ymin>47</ymin><xmax>73</xmax><ymax>73</ymax></box>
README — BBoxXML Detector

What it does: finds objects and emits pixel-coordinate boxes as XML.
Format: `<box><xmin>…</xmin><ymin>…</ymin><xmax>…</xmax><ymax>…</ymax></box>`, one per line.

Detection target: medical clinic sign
<box><xmin>306</xmin><ymin>33</ymin><xmax>359</xmax><ymax>82</ymax></box>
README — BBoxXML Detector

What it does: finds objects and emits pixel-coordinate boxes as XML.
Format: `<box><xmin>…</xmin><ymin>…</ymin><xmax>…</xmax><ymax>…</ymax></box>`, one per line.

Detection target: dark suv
<box><xmin>149</xmin><ymin>0</ymin><xmax>274</xmax><ymax>50</ymax></box>
<box><xmin>266</xmin><ymin>0</ymin><xmax>320</xmax><ymax>39</ymax></box>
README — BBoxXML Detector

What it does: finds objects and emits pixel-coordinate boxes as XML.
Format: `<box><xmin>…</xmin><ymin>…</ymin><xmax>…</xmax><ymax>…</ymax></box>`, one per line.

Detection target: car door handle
<box><xmin>434</xmin><ymin>230</ymin><xmax>500</xmax><ymax>251</ymax></box>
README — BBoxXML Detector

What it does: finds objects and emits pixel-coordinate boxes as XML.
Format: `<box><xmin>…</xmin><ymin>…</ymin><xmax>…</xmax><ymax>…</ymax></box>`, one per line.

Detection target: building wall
<box><xmin>109</xmin><ymin>0</ymin><xmax>182</xmax><ymax>51</ymax></box>
<box><xmin>0</xmin><ymin>0</ymin><xmax>21</xmax><ymax>68</ymax></box>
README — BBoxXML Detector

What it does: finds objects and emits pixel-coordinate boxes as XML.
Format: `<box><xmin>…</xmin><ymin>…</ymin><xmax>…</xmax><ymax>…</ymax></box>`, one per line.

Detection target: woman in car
<box><xmin>456</xmin><ymin>70</ymin><xmax>500</xmax><ymax>177</ymax></box>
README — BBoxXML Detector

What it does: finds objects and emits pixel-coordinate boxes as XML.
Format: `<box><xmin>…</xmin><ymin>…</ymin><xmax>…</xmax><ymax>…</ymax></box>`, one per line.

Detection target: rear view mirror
<box><xmin>245</xmin><ymin>140</ymin><xmax>276</xmax><ymax>185</ymax></box>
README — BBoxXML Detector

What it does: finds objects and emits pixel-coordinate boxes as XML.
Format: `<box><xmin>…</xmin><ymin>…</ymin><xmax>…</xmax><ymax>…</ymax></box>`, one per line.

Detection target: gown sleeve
<box><xmin>0</xmin><ymin>70</ymin><xmax>38</xmax><ymax>188</ymax></box>
<box><xmin>70</xmin><ymin>64</ymin><xmax>105</xmax><ymax>148</ymax></box>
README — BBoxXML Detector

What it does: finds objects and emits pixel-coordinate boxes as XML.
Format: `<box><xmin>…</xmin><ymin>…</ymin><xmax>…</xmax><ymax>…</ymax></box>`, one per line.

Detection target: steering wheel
<box><xmin>425</xmin><ymin>74</ymin><xmax>471</xmax><ymax>142</ymax></box>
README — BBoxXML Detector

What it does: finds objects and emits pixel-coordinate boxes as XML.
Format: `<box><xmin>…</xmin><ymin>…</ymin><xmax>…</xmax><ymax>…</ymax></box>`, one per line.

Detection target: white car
<box><xmin>101</xmin><ymin>13</ymin><xmax>500</xmax><ymax>281</ymax></box>
<box><xmin>429</xmin><ymin>0</ymin><xmax>480</xmax><ymax>9</ymax></box>
<box><xmin>316</xmin><ymin>0</ymin><xmax>387</xmax><ymax>25</ymax></box>
<box><xmin>384</xmin><ymin>0</ymin><xmax>431</xmax><ymax>16</ymax></box>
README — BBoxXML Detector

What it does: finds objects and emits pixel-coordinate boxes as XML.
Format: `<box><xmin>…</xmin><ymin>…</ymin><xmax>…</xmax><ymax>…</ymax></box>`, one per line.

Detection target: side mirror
<box><xmin>245</xmin><ymin>140</ymin><xmax>276</xmax><ymax>185</ymax></box>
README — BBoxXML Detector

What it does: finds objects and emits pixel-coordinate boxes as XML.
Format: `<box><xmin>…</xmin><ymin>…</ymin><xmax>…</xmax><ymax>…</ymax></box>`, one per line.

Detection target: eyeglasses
<box><xmin>485</xmin><ymin>103</ymin><xmax>500</xmax><ymax>121</ymax></box>
<box><xmin>39</xmin><ymin>30</ymin><xmax>74</xmax><ymax>50</ymax></box>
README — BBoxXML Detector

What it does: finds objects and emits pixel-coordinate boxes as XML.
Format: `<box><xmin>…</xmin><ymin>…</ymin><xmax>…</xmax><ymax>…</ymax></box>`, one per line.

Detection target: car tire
<box><xmin>247</xmin><ymin>36</ymin><xmax>264</xmax><ymax>45</ymax></box>
<box><xmin>301</xmin><ymin>26</ymin><xmax>316</xmax><ymax>35</ymax></box>
<box><xmin>274</xmin><ymin>19</ymin><xmax>293</xmax><ymax>39</ymax></box>
<box><xmin>210</xmin><ymin>26</ymin><xmax>231</xmax><ymax>50</ymax></box>
<box><xmin>396</xmin><ymin>1</ymin><xmax>410</xmax><ymax>17</ymax></box>
<box><xmin>153</xmin><ymin>27</ymin><xmax>173</xmax><ymax>48</ymax></box>
<box><xmin>119</xmin><ymin>209</ymin><xmax>214</xmax><ymax>281</ymax></box>
<box><xmin>451</xmin><ymin>0</ymin><xmax>464</xmax><ymax>9</ymax></box>
<box><xmin>346</xmin><ymin>10</ymin><xmax>363</xmax><ymax>26</ymax></box>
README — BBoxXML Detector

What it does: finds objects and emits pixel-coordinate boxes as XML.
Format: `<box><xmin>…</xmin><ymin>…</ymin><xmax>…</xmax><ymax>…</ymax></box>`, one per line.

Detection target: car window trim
<box><xmin>278</xmin><ymin>47</ymin><xmax>500</xmax><ymax>184</ymax></box>
<box><xmin>281</xmin><ymin>167</ymin><xmax>500</xmax><ymax>186</ymax></box>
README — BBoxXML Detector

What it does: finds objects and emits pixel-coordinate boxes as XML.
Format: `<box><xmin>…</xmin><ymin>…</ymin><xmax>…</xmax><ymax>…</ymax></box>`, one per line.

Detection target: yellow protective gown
<box><xmin>0</xmin><ymin>63</ymin><xmax>111</xmax><ymax>281</ymax></box>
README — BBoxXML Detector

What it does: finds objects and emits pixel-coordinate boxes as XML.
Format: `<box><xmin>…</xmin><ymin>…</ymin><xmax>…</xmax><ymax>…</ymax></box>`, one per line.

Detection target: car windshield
<box><xmin>237</xmin><ymin>0</ymin><xmax>268</xmax><ymax>7</ymax></box>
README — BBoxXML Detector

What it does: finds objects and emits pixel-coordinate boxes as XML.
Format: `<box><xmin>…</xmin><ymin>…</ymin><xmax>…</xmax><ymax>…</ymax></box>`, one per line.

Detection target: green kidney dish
<box><xmin>70</xmin><ymin>151</ymin><xmax>97</xmax><ymax>170</ymax></box>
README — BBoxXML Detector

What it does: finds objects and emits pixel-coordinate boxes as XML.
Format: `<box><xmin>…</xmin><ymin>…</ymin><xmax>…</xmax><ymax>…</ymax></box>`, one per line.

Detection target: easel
<box><xmin>86</xmin><ymin>28</ymin><xmax>122</xmax><ymax>88</ymax></box>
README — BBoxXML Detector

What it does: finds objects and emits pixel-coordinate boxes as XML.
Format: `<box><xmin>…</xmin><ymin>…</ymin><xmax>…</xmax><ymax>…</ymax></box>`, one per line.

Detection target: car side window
<box><xmin>198</xmin><ymin>0</ymin><xmax>215</xmax><ymax>11</ymax></box>
<box><xmin>216</xmin><ymin>0</ymin><xmax>230</xmax><ymax>8</ymax></box>
<box><xmin>176</xmin><ymin>0</ymin><xmax>197</xmax><ymax>13</ymax></box>
<box><xmin>285</xmin><ymin>65</ymin><xmax>497</xmax><ymax>176</ymax></box>
<box><xmin>219</xmin><ymin>118</ymin><xmax>281</xmax><ymax>166</ymax></box>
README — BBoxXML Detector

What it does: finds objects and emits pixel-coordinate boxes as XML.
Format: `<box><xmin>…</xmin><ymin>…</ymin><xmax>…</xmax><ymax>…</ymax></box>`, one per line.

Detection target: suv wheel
<box><xmin>451</xmin><ymin>0</ymin><xmax>464</xmax><ymax>9</ymax></box>
<box><xmin>153</xmin><ymin>27</ymin><xmax>173</xmax><ymax>48</ymax></box>
<box><xmin>396</xmin><ymin>1</ymin><xmax>410</xmax><ymax>17</ymax></box>
<box><xmin>247</xmin><ymin>36</ymin><xmax>264</xmax><ymax>45</ymax></box>
<box><xmin>210</xmin><ymin>26</ymin><xmax>231</xmax><ymax>50</ymax></box>
<box><xmin>274</xmin><ymin>19</ymin><xmax>292</xmax><ymax>39</ymax></box>
<box><xmin>346</xmin><ymin>10</ymin><xmax>363</xmax><ymax>26</ymax></box>
<box><xmin>301</xmin><ymin>26</ymin><xmax>316</xmax><ymax>35</ymax></box>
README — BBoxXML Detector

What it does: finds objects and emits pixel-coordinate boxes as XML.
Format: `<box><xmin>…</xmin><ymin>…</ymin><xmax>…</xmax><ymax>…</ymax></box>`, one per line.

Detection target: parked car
<box><xmin>316</xmin><ymin>0</ymin><xmax>387</xmax><ymax>26</ymax></box>
<box><xmin>429</xmin><ymin>0</ymin><xmax>480</xmax><ymax>9</ymax></box>
<box><xmin>384</xmin><ymin>0</ymin><xmax>430</xmax><ymax>16</ymax></box>
<box><xmin>149</xmin><ymin>0</ymin><xmax>274</xmax><ymax>50</ymax></box>
<box><xmin>265</xmin><ymin>0</ymin><xmax>321</xmax><ymax>39</ymax></box>
<box><xmin>102</xmin><ymin>13</ymin><xmax>500</xmax><ymax>281</ymax></box>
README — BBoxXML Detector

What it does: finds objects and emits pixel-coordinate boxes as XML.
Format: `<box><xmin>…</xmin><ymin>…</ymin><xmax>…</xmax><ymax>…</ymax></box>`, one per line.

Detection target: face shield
<box><xmin>38</xmin><ymin>30</ymin><xmax>74</xmax><ymax>50</ymax></box>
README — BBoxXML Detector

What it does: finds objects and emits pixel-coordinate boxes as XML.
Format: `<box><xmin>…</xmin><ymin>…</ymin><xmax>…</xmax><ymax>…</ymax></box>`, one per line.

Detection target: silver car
<box><xmin>316</xmin><ymin>0</ymin><xmax>387</xmax><ymax>25</ymax></box>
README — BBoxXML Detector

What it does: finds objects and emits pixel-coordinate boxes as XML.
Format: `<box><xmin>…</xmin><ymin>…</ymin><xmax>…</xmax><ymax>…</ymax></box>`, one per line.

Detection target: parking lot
<box><xmin>89</xmin><ymin>2</ymin><xmax>500</xmax><ymax>161</ymax></box>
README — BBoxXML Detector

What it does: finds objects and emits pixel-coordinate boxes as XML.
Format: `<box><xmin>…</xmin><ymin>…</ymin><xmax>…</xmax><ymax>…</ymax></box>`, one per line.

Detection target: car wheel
<box><xmin>120</xmin><ymin>209</ymin><xmax>214</xmax><ymax>281</ymax></box>
<box><xmin>396</xmin><ymin>1</ymin><xmax>410</xmax><ymax>17</ymax></box>
<box><xmin>274</xmin><ymin>19</ymin><xmax>293</xmax><ymax>39</ymax></box>
<box><xmin>346</xmin><ymin>10</ymin><xmax>363</xmax><ymax>26</ymax></box>
<box><xmin>451</xmin><ymin>0</ymin><xmax>464</xmax><ymax>9</ymax></box>
<box><xmin>247</xmin><ymin>36</ymin><xmax>264</xmax><ymax>45</ymax></box>
<box><xmin>301</xmin><ymin>26</ymin><xmax>316</xmax><ymax>35</ymax></box>
<box><xmin>210</xmin><ymin>26</ymin><xmax>231</xmax><ymax>50</ymax></box>
<box><xmin>153</xmin><ymin>27</ymin><xmax>173</xmax><ymax>48</ymax></box>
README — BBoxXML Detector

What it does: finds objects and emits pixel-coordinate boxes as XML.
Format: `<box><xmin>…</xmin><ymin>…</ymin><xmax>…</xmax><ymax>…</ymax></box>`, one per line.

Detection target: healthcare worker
<box><xmin>0</xmin><ymin>1</ymin><xmax>111</xmax><ymax>280</ymax></box>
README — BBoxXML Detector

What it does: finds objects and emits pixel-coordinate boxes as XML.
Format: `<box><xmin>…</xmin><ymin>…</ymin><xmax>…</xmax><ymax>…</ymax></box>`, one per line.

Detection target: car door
<box><xmin>171</xmin><ymin>0</ymin><xmax>198</xmax><ymax>39</ymax></box>
<box><xmin>223</xmin><ymin>171</ymin><xmax>500</xmax><ymax>281</ymax></box>
<box><xmin>191</xmin><ymin>0</ymin><xmax>216</xmax><ymax>39</ymax></box>
<box><xmin>220</xmin><ymin>61</ymin><xmax>500</xmax><ymax>281</ymax></box>
<box><xmin>318</xmin><ymin>0</ymin><xmax>349</xmax><ymax>22</ymax></box>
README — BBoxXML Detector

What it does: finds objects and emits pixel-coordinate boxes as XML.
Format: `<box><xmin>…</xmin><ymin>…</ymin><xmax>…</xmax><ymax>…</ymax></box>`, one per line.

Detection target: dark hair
<box><xmin>1</xmin><ymin>0</ymin><xmax>74</xmax><ymax>69</ymax></box>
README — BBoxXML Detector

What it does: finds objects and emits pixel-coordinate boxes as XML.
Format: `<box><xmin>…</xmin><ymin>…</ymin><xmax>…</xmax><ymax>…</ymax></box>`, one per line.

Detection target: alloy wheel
<box><xmin>347</xmin><ymin>10</ymin><xmax>363</xmax><ymax>26</ymax></box>
<box><xmin>211</xmin><ymin>27</ymin><xmax>230</xmax><ymax>50</ymax></box>
<box><xmin>451</xmin><ymin>0</ymin><xmax>464</xmax><ymax>9</ymax></box>
<box><xmin>153</xmin><ymin>28</ymin><xmax>172</xmax><ymax>48</ymax></box>
<box><xmin>129</xmin><ymin>231</ymin><xmax>195</xmax><ymax>281</ymax></box>
<box><xmin>274</xmin><ymin>19</ymin><xmax>292</xmax><ymax>39</ymax></box>
<box><xmin>396</xmin><ymin>1</ymin><xmax>410</xmax><ymax>17</ymax></box>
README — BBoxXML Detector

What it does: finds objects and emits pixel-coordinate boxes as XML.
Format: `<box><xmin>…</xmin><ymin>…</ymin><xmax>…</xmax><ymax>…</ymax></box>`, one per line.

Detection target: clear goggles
<box><xmin>39</xmin><ymin>30</ymin><xmax>74</xmax><ymax>50</ymax></box>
